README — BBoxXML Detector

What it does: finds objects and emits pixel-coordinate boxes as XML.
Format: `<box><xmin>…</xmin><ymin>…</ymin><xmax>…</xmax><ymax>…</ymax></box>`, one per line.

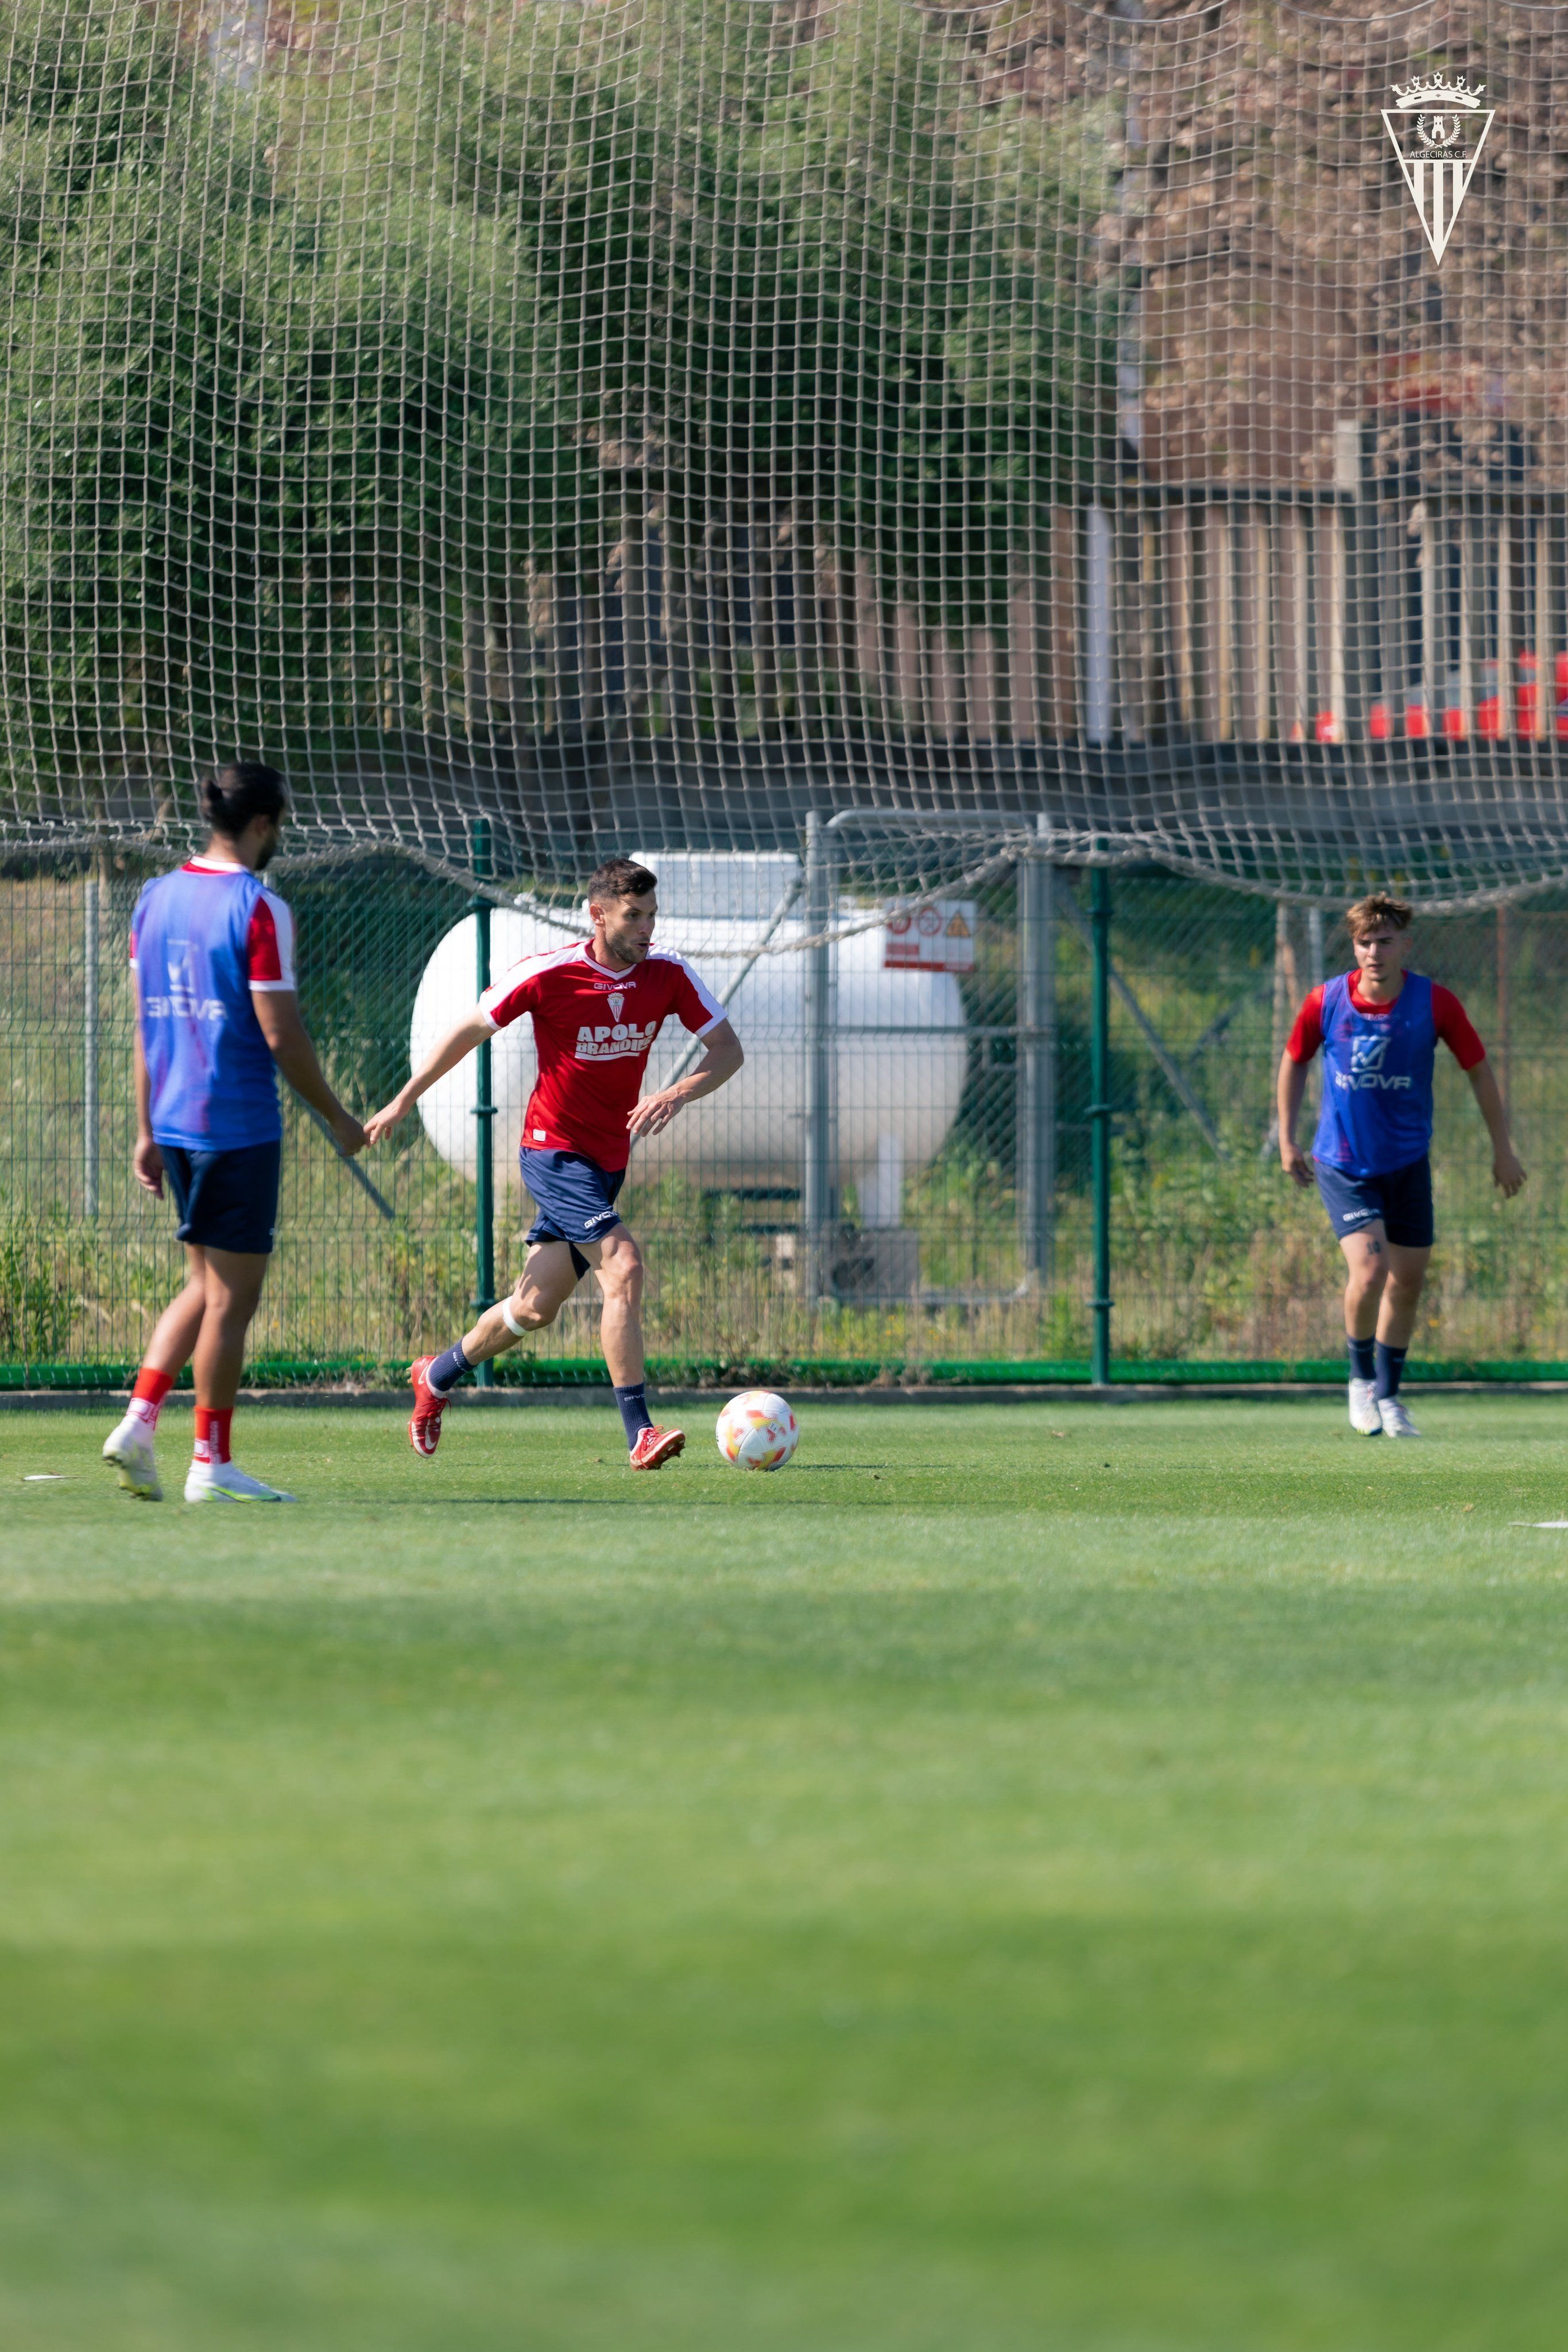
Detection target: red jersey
<box><xmin>479</xmin><ymin>938</ymin><xmax>726</xmax><ymax>1171</ymax></box>
<box><xmin>1286</xmin><ymin>974</ymin><xmax>1485</xmax><ymax>1070</ymax></box>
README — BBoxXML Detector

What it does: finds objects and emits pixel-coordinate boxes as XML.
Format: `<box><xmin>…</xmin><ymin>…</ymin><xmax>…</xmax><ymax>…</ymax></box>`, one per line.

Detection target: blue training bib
<box><xmin>132</xmin><ymin>867</ymin><xmax>284</xmax><ymax>1150</ymax></box>
<box><xmin>1311</xmin><ymin>971</ymin><xmax>1437</xmax><ymax>1179</ymax></box>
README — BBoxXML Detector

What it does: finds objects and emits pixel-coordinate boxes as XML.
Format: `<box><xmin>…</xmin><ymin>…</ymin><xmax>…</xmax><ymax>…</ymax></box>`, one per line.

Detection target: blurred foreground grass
<box><xmin>1</xmin><ymin>1399</ymin><xmax>1566</xmax><ymax>2349</ymax></box>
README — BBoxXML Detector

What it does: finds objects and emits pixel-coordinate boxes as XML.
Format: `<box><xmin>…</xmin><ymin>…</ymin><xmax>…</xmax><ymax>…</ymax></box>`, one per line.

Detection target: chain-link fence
<box><xmin>2</xmin><ymin>840</ymin><xmax>1561</xmax><ymax>1389</ymax></box>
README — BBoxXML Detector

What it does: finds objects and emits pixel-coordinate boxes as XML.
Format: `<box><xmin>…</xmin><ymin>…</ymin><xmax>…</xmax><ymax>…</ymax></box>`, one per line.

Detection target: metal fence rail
<box><xmin>3</xmin><ymin>844</ymin><xmax>1565</xmax><ymax>1387</ymax></box>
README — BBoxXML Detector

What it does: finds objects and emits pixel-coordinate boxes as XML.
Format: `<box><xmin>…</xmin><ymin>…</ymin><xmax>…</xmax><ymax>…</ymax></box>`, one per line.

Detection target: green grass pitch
<box><xmin>2</xmin><ymin>1396</ymin><xmax>1567</xmax><ymax>2351</ymax></box>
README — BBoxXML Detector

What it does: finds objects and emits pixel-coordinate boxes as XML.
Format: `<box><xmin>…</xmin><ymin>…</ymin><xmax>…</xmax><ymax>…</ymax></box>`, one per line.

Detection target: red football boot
<box><xmin>629</xmin><ymin>1424</ymin><xmax>686</xmax><ymax>1471</ymax></box>
<box><xmin>408</xmin><ymin>1356</ymin><xmax>450</xmax><ymax>1457</ymax></box>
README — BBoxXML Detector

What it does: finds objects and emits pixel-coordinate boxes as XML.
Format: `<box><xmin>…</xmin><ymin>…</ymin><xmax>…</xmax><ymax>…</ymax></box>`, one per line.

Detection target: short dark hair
<box><xmin>586</xmin><ymin>857</ymin><xmax>657</xmax><ymax>906</ymax></box>
<box><xmin>1345</xmin><ymin>891</ymin><xmax>1413</xmax><ymax>938</ymax></box>
<box><xmin>199</xmin><ymin>761</ymin><xmax>288</xmax><ymax>840</ymax></box>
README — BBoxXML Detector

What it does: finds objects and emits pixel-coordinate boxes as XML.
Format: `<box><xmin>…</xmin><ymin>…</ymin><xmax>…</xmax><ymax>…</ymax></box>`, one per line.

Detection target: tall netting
<box><xmin>5</xmin><ymin>1</ymin><xmax>1568</xmax><ymax>1385</ymax></box>
<box><xmin>2</xmin><ymin>0</ymin><xmax>1565</xmax><ymax>899</ymax></box>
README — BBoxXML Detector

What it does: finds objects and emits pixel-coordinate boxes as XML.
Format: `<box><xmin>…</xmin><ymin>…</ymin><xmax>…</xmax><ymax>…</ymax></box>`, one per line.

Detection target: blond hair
<box><xmin>1345</xmin><ymin>892</ymin><xmax>1413</xmax><ymax>939</ymax></box>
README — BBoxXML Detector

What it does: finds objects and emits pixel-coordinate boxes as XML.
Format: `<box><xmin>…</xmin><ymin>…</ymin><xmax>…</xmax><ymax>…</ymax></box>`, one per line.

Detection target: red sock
<box><xmin>128</xmin><ymin>1367</ymin><xmax>174</xmax><ymax>1431</ymax></box>
<box><xmin>193</xmin><ymin>1407</ymin><xmax>233</xmax><ymax>1466</ymax></box>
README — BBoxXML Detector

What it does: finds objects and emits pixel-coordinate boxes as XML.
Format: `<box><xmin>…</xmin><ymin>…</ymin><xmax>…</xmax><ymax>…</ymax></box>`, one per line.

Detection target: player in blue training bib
<box><xmin>1277</xmin><ymin>892</ymin><xmax>1524</xmax><ymax>1440</ymax></box>
<box><xmin>1313</xmin><ymin>967</ymin><xmax>1442</xmax><ymax>1178</ymax></box>
<box><xmin>101</xmin><ymin>763</ymin><xmax>366</xmax><ymax>1507</ymax></box>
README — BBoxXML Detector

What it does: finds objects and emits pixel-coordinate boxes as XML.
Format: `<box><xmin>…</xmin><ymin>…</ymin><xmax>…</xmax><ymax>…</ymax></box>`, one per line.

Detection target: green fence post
<box><xmin>1017</xmin><ymin>831</ymin><xmax>1056</xmax><ymax>1283</ymax></box>
<box><xmin>470</xmin><ymin>818</ymin><xmax>497</xmax><ymax>1386</ymax></box>
<box><xmin>1089</xmin><ymin>861</ymin><xmax>1113</xmax><ymax>1387</ymax></box>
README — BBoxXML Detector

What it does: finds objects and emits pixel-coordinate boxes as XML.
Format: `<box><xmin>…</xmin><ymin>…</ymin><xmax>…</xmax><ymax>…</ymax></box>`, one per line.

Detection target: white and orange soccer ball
<box><xmin>715</xmin><ymin>1390</ymin><xmax>799</xmax><ymax>1472</ymax></box>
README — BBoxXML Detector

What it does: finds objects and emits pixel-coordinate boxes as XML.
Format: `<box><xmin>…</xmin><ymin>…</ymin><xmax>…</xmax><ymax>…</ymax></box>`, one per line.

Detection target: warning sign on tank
<box><xmin>883</xmin><ymin>901</ymin><xmax>976</xmax><ymax>973</ymax></box>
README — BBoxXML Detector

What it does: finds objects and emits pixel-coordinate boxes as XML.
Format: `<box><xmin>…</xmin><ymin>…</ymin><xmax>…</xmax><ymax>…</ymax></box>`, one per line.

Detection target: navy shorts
<box><xmin>161</xmin><ymin>1139</ymin><xmax>282</xmax><ymax>1255</ymax></box>
<box><xmin>1314</xmin><ymin>1154</ymin><xmax>1434</xmax><ymax>1250</ymax></box>
<box><xmin>520</xmin><ymin>1148</ymin><xmax>627</xmax><ymax>1277</ymax></box>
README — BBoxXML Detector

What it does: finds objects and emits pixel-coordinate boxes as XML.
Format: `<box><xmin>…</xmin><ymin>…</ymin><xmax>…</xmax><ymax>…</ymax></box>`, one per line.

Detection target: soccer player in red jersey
<box><xmin>366</xmin><ymin>858</ymin><xmax>743</xmax><ymax>1468</ymax></box>
<box><xmin>1277</xmin><ymin>892</ymin><xmax>1525</xmax><ymax>1438</ymax></box>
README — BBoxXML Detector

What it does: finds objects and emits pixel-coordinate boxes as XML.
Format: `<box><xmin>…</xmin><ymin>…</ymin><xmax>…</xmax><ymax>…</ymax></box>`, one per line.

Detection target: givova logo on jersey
<box><xmin>575</xmin><ymin>1016</ymin><xmax>660</xmax><ymax>1060</ymax></box>
<box><xmin>1335</xmin><ymin>1032</ymin><xmax>1411</xmax><ymax>1092</ymax></box>
<box><xmin>142</xmin><ymin>946</ymin><xmax>226</xmax><ymax>1023</ymax></box>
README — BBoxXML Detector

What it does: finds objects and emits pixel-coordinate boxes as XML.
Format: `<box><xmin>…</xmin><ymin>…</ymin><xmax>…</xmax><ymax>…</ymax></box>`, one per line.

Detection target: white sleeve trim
<box><xmin>479</xmin><ymin>941</ymin><xmax>581</xmax><ymax>1028</ymax></box>
<box><xmin>477</xmin><ymin>973</ymin><xmax>521</xmax><ymax>1027</ymax></box>
<box><xmin>666</xmin><ymin>953</ymin><xmax>727</xmax><ymax>1034</ymax></box>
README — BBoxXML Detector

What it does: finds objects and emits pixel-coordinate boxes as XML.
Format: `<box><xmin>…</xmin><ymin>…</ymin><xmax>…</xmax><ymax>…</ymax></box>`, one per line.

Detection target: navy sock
<box><xmin>614</xmin><ymin>1382</ymin><xmax>653</xmax><ymax>1447</ymax></box>
<box><xmin>1348</xmin><ymin>1335</ymin><xmax>1376</xmax><ymax>1383</ymax></box>
<box><xmin>427</xmin><ymin>1340</ymin><xmax>472</xmax><ymax>1395</ymax></box>
<box><xmin>1373</xmin><ymin>1341</ymin><xmax>1407</xmax><ymax>1402</ymax></box>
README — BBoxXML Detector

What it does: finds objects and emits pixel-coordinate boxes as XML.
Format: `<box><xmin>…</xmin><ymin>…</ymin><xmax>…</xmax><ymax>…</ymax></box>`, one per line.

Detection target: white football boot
<box><xmin>1377</xmin><ymin>1396</ymin><xmax>1420</xmax><ymax>1440</ymax></box>
<box><xmin>1348</xmin><ymin>1378</ymin><xmax>1381</xmax><ymax>1436</ymax></box>
<box><xmin>102</xmin><ymin>1414</ymin><xmax>162</xmax><ymax>1500</ymax></box>
<box><xmin>184</xmin><ymin>1459</ymin><xmax>297</xmax><ymax>1504</ymax></box>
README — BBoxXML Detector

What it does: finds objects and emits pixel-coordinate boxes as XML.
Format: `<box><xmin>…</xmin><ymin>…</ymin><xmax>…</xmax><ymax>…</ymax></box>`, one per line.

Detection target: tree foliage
<box><xmin>404</xmin><ymin>0</ymin><xmax>1112</xmax><ymax>615</ymax></box>
<box><xmin>0</xmin><ymin>0</ymin><xmax>1114</xmax><ymax>792</ymax></box>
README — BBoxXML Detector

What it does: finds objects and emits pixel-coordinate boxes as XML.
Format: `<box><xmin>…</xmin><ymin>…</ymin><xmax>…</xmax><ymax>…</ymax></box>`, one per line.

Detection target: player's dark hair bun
<box><xmin>199</xmin><ymin>761</ymin><xmax>288</xmax><ymax>840</ymax></box>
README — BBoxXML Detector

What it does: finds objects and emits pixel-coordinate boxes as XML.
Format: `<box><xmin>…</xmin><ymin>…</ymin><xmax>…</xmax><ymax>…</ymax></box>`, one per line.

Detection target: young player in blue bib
<box><xmin>101</xmin><ymin>764</ymin><xmax>366</xmax><ymax>1504</ymax></box>
<box><xmin>1277</xmin><ymin>892</ymin><xmax>1525</xmax><ymax>1437</ymax></box>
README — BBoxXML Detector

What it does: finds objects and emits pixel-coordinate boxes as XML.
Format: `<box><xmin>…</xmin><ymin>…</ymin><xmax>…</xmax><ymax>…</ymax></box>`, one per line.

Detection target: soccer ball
<box><xmin>715</xmin><ymin>1390</ymin><xmax>799</xmax><ymax>1472</ymax></box>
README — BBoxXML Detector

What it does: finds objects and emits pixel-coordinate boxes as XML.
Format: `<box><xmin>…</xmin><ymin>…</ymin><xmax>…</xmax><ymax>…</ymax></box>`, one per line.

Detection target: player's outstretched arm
<box><xmin>627</xmin><ymin>1019</ymin><xmax>744</xmax><ymax>1141</ymax></box>
<box><xmin>1276</xmin><ymin>1049</ymin><xmax>1313</xmax><ymax>1185</ymax></box>
<box><xmin>1466</xmin><ymin>1059</ymin><xmax>1526</xmax><ymax>1197</ymax></box>
<box><xmin>252</xmin><ymin>990</ymin><xmax>366</xmax><ymax>1156</ymax></box>
<box><xmin>364</xmin><ymin>1012</ymin><xmax>494</xmax><ymax>1147</ymax></box>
